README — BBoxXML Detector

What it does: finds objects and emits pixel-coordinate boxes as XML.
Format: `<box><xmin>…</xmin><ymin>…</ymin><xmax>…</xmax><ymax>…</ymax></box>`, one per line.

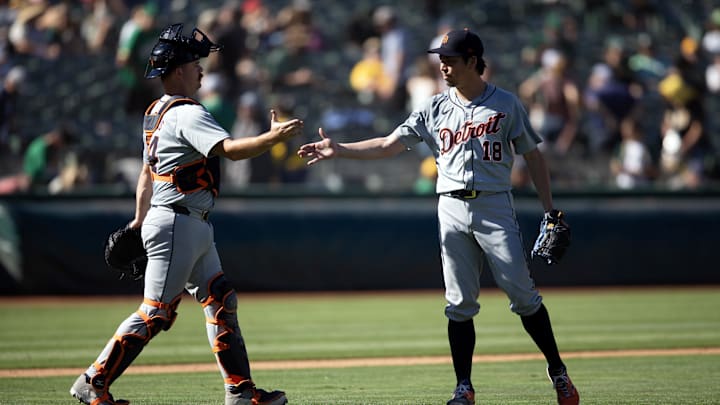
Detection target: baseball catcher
<box><xmin>532</xmin><ymin>209</ymin><xmax>571</xmax><ymax>265</ymax></box>
<box><xmin>104</xmin><ymin>225</ymin><xmax>147</xmax><ymax>280</ymax></box>
<box><xmin>71</xmin><ymin>22</ymin><xmax>298</xmax><ymax>405</ymax></box>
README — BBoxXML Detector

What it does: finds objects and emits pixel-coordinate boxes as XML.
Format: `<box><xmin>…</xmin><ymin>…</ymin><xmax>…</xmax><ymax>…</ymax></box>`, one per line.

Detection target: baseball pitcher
<box><xmin>298</xmin><ymin>29</ymin><xmax>579</xmax><ymax>405</ymax></box>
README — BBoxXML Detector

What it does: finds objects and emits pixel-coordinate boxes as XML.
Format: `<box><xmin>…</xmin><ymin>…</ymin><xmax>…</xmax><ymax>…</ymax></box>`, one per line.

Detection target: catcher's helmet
<box><xmin>145</xmin><ymin>23</ymin><xmax>222</xmax><ymax>79</ymax></box>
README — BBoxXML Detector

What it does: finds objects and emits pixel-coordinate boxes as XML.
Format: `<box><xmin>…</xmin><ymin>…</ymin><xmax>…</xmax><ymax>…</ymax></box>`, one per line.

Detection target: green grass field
<box><xmin>1</xmin><ymin>287</ymin><xmax>719</xmax><ymax>404</ymax></box>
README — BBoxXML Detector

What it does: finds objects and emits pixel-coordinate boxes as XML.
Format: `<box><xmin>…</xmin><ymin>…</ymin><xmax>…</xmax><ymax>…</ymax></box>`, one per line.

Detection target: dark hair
<box><xmin>462</xmin><ymin>54</ymin><xmax>486</xmax><ymax>75</ymax></box>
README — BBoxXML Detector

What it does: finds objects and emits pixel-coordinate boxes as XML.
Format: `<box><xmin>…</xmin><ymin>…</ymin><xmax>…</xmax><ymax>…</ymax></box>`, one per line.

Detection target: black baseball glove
<box><xmin>531</xmin><ymin>209</ymin><xmax>571</xmax><ymax>265</ymax></box>
<box><xmin>104</xmin><ymin>225</ymin><xmax>147</xmax><ymax>280</ymax></box>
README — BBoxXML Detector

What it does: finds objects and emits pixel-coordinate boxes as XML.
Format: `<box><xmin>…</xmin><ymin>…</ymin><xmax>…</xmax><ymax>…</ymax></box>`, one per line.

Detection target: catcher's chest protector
<box><xmin>143</xmin><ymin>96</ymin><xmax>221</xmax><ymax>196</ymax></box>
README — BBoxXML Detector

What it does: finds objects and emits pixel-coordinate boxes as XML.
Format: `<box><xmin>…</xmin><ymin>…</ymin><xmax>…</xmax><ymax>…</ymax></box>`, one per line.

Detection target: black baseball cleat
<box><xmin>447</xmin><ymin>380</ymin><xmax>475</xmax><ymax>405</ymax></box>
<box><xmin>225</xmin><ymin>381</ymin><xmax>288</xmax><ymax>405</ymax></box>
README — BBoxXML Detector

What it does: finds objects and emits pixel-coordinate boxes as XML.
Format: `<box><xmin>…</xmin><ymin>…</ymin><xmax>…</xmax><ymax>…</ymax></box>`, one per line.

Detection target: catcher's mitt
<box><xmin>104</xmin><ymin>225</ymin><xmax>147</xmax><ymax>280</ymax></box>
<box><xmin>531</xmin><ymin>209</ymin><xmax>571</xmax><ymax>265</ymax></box>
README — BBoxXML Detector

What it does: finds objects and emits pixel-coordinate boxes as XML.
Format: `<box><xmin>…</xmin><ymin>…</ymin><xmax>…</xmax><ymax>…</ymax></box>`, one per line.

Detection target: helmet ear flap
<box><xmin>145</xmin><ymin>41</ymin><xmax>177</xmax><ymax>79</ymax></box>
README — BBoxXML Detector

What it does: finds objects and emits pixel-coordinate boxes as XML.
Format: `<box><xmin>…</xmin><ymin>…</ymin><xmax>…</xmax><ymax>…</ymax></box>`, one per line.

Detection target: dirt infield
<box><xmin>2</xmin><ymin>347</ymin><xmax>719</xmax><ymax>378</ymax></box>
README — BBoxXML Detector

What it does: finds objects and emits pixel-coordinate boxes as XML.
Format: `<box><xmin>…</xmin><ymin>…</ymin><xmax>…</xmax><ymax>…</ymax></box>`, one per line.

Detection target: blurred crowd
<box><xmin>0</xmin><ymin>0</ymin><xmax>719</xmax><ymax>195</ymax></box>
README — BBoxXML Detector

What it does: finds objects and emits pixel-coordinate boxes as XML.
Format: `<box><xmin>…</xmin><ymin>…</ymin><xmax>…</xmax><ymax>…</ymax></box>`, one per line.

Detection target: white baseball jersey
<box><xmin>393</xmin><ymin>84</ymin><xmax>541</xmax><ymax>193</ymax></box>
<box><xmin>143</xmin><ymin>94</ymin><xmax>229</xmax><ymax>210</ymax></box>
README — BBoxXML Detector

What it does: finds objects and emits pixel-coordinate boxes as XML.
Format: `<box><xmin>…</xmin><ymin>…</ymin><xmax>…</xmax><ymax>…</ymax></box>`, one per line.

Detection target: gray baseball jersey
<box><xmin>393</xmin><ymin>84</ymin><xmax>541</xmax><ymax>193</ymax></box>
<box><xmin>84</xmin><ymin>94</ymin><xmax>244</xmax><ymax>390</ymax></box>
<box><xmin>143</xmin><ymin>94</ymin><xmax>229</xmax><ymax>211</ymax></box>
<box><xmin>392</xmin><ymin>84</ymin><xmax>543</xmax><ymax>320</ymax></box>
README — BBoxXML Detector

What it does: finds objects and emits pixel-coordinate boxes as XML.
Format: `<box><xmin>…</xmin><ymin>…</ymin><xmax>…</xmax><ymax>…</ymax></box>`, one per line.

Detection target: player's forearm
<box><xmin>218</xmin><ymin>133</ymin><xmax>280</xmax><ymax>161</ymax></box>
<box><xmin>530</xmin><ymin>173</ymin><xmax>553</xmax><ymax>212</ymax></box>
<box><xmin>336</xmin><ymin>136</ymin><xmax>405</xmax><ymax>160</ymax></box>
<box><xmin>524</xmin><ymin>150</ymin><xmax>554</xmax><ymax>212</ymax></box>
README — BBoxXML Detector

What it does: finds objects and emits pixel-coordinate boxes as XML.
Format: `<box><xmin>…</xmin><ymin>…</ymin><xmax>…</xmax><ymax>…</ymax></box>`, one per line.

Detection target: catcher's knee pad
<box><xmin>139</xmin><ymin>295</ymin><xmax>182</xmax><ymax>335</ymax></box>
<box><xmin>202</xmin><ymin>274</ymin><xmax>250</xmax><ymax>384</ymax></box>
<box><xmin>203</xmin><ymin>274</ymin><xmax>238</xmax><ymax>329</ymax></box>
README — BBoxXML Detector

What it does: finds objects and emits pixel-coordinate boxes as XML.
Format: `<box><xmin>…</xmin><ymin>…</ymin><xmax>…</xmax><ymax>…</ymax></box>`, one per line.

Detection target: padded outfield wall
<box><xmin>0</xmin><ymin>193</ymin><xmax>719</xmax><ymax>295</ymax></box>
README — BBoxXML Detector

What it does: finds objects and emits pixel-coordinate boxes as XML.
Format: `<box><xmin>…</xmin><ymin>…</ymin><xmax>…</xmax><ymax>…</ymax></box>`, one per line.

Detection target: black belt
<box><xmin>169</xmin><ymin>204</ymin><xmax>209</xmax><ymax>221</ymax></box>
<box><xmin>442</xmin><ymin>189</ymin><xmax>479</xmax><ymax>199</ymax></box>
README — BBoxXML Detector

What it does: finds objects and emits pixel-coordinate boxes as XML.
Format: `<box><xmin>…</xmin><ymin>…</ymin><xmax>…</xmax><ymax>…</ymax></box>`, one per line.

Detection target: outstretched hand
<box><xmin>269</xmin><ymin>109</ymin><xmax>304</xmax><ymax>141</ymax></box>
<box><xmin>297</xmin><ymin>128</ymin><xmax>336</xmax><ymax>165</ymax></box>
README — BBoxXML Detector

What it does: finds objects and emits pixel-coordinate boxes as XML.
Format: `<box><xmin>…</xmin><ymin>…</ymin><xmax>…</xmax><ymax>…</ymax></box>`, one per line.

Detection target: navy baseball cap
<box><xmin>428</xmin><ymin>28</ymin><xmax>484</xmax><ymax>58</ymax></box>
